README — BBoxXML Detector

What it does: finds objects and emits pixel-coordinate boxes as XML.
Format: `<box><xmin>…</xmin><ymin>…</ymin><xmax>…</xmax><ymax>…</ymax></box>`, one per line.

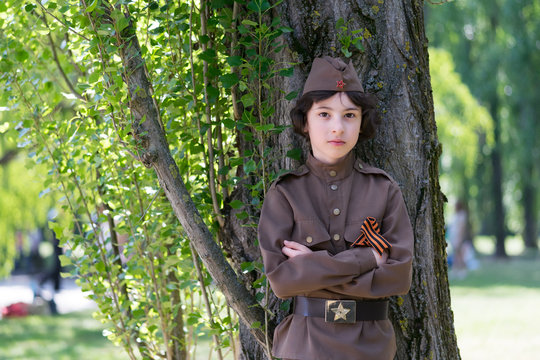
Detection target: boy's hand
<box><xmin>282</xmin><ymin>240</ymin><xmax>312</xmax><ymax>258</ymax></box>
<box><xmin>371</xmin><ymin>248</ymin><xmax>388</xmax><ymax>267</ymax></box>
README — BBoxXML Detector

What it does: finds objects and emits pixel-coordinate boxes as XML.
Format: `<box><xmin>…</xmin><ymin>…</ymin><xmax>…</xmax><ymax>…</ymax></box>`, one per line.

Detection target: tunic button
<box><xmin>329</xmin><ymin>170</ymin><xmax>337</xmax><ymax>177</ymax></box>
<box><xmin>330</xmin><ymin>184</ymin><xmax>338</xmax><ymax>191</ymax></box>
<box><xmin>333</xmin><ymin>234</ymin><xmax>340</xmax><ymax>241</ymax></box>
<box><xmin>306</xmin><ymin>236</ymin><xmax>313</xmax><ymax>243</ymax></box>
<box><xmin>333</xmin><ymin>208</ymin><xmax>341</xmax><ymax>216</ymax></box>
<box><xmin>358</xmin><ymin>161</ymin><xmax>364</xmax><ymax>169</ymax></box>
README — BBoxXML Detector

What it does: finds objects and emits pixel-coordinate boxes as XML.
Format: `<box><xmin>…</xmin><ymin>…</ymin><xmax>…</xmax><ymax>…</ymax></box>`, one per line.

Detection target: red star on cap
<box><xmin>336</xmin><ymin>80</ymin><xmax>346</xmax><ymax>89</ymax></box>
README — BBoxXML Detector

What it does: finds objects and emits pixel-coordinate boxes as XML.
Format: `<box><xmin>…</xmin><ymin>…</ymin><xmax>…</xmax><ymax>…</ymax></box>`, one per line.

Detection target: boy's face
<box><xmin>304</xmin><ymin>93</ymin><xmax>362</xmax><ymax>165</ymax></box>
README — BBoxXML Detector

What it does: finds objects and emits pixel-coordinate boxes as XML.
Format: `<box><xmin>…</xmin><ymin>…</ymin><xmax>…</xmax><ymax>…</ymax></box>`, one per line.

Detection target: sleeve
<box><xmin>258</xmin><ymin>185</ymin><xmax>378</xmax><ymax>299</ymax></box>
<box><xmin>325</xmin><ymin>182</ymin><xmax>414</xmax><ymax>298</ymax></box>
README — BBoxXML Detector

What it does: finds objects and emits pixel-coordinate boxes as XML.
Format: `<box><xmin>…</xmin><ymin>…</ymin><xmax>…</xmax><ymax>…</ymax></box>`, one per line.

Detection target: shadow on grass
<box><xmin>450</xmin><ymin>256</ymin><xmax>540</xmax><ymax>289</ymax></box>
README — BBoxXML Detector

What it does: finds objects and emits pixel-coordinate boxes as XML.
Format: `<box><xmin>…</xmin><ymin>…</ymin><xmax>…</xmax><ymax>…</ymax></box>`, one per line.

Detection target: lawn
<box><xmin>0</xmin><ymin>310</ymin><xmax>225</xmax><ymax>360</ymax></box>
<box><xmin>0</xmin><ymin>310</ymin><xmax>127</xmax><ymax>360</ymax></box>
<box><xmin>450</xmin><ymin>237</ymin><xmax>540</xmax><ymax>360</ymax></box>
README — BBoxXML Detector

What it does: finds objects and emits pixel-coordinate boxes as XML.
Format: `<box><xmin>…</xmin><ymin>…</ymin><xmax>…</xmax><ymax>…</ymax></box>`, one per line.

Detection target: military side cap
<box><xmin>302</xmin><ymin>56</ymin><xmax>364</xmax><ymax>95</ymax></box>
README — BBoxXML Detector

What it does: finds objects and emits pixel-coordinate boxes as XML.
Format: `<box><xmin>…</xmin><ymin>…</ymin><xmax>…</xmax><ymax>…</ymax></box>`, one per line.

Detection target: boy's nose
<box><xmin>331</xmin><ymin>118</ymin><xmax>345</xmax><ymax>133</ymax></box>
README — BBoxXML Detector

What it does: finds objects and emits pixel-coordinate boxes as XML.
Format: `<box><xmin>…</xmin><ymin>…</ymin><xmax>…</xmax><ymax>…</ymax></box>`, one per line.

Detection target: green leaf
<box><xmin>24</xmin><ymin>4</ymin><xmax>37</xmax><ymax>12</ymax></box>
<box><xmin>132</xmin><ymin>309</ymin><xmax>146</xmax><ymax>318</ymax></box>
<box><xmin>244</xmin><ymin>159</ymin><xmax>256</xmax><ymax>174</ymax></box>
<box><xmin>279</xmin><ymin>67</ymin><xmax>294</xmax><ymax>77</ymax></box>
<box><xmin>279</xmin><ymin>26</ymin><xmax>293</xmax><ymax>33</ymax></box>
<box><xmin>219</xmin><ymin>73</ymin><xmax>239</xmax><ymax>88</ymax></box>
<box><xmin>285</xmin><ymin>90</ymin><xmax>299</xmax><ymax>101</ymax></box>
<box><xmin>255</xmin><ymin>123</ymin><xmax>274</xmax><ymax>131</ymax></box>
<box><xmin>222</xmin><ymin>118</ymin><xmax>236</xmax><ymax>129</ymax></box>
<box><xmin>241</xmin><ymin>93</ymin><xmax>255</xmax><ymax>108</ymax></box>
<box><xmin>280</xmin><ymin>299</ymin><xmax>291</xmax><ymax>312</ymax></box>
<box><xmin>116</xmin><ymin>16</ymin><xmax>130</xmax><ymax>32</ymax></box>
<box><xmin>86</xmin><ymin>0</ymin><xmax>99</xmax><ymax>12</ymax></box>
<box><xmin>241</xmin><ymin>262</ymin><xmax>255</xmax><ymax>272</ymax></box>
<box><xmin>251</xmin><ymin>321</ymin><xmax>261</xmax><ymax>329</ymax></box>
<box><xmin>235</xmin><ymin>211</ymin><xmax>249</xmax><ymax>220</ymax></box>
<box><xmin>247</xmin><ymin>1</ymin><xmax>260</xmax><ymax>12</ymax></box>
<box><xmin>229</xmin><ymin>199</ymin><xmax>244</xmax><ymax>209</ymax></box>
<box><xmin>199</xmin><ymin>49</ymin><xmax>216</xmax><ymax>62</ymax></box>
<box><xmin>15</xmin><ymin>49</ymin><xmax>29</xmax><ymax>62</ymax></box>
<box><xmin>242</xmin><ymin>20</ymin><xmax>258</xmax><ymax>27</ymax></box>
<box><xmin>237</xmin><ymin>25</ymin><xmax>250</xmax><ymax>35</ymax></box>
<box><xmin>95</xmin><ymin>261</ymin><xmax>106</xmax><ymax>272</ymax></box>
<box><xmin>286</xmin><ymin>148</ymin><xmax>302</xmax><ymax>161</ymax></box>
<box><xmin>341</xmin><ymin>47</ymin><xmax>352</xmax><ymax>58</ymax></box>
<box><xmin>59</xmin><ymin>255</ymin><xmax>72</xmax><ymax>266</ymax></box>
<box><xmin>226</xmin><ymin>56</ymin><xmax>243</xmax><ymax>67</ymax></box>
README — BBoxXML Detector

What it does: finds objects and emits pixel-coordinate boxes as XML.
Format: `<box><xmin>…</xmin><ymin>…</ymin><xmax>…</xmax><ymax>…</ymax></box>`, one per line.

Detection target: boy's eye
<box><xmin>344</xmin><ymin>113</ymin><xmax>357</xmax><ymax>118</ymax></box>
<box><xmin>318</xmin><ymin>112</ymin><xmax>329</xmax><ymax>118</ymax></box>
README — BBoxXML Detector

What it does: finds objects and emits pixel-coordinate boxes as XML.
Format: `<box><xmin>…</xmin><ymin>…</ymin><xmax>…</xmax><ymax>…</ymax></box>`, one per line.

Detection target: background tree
<box><xmin>0</xmin><ymin>112</ymin><xmax>56</xmax><ymax>277</ymax></box>
<box><xmin>1</xmin><ymin>1</ymin><xmax>460</xmax><ymax>359</ymax></box>
<box><xmin>426</xmin><ymin>0</ymin><xmax>540</xmax><ymax>256</ymax></box>
<box><xmin>428</xmin><ymin>47</ymin><xmax>492</xmax><ymax>237</ymax></box>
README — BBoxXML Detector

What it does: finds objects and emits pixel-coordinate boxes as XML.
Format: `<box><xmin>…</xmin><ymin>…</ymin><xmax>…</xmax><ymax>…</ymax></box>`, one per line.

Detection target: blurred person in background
<box><xmin>447</xmin><ymin>200</ymin><xmax>478</xmax><ymax>279</ymax></box>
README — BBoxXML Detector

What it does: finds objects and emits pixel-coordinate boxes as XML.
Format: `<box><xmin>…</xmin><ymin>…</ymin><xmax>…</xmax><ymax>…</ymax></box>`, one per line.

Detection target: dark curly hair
<box><xmin>290</xmin><ymin>90</ymin><xmax>380</xmax><ymax>142</ymax></box>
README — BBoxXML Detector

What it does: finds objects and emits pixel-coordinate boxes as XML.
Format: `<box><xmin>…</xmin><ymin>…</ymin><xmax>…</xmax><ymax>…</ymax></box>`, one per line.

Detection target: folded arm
<box><xmin>258</xmin><ymin>188</ymin><xmax>378</xmax><ymax>299</ymax></box>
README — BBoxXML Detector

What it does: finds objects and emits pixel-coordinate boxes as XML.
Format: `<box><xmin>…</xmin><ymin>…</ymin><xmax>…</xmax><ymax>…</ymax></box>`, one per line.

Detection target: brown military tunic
<box><xmin>258</xmin><ymin>152</ymin><xmax>414</xmax><ymax>360</ymax></box>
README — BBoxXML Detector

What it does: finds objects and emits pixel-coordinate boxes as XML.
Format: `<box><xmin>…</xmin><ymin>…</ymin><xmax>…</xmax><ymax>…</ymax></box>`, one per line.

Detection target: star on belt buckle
<box><xmin>325</xmin><ymin>300</ymin><xmax>356</xmax><ymax>324</ymax></box>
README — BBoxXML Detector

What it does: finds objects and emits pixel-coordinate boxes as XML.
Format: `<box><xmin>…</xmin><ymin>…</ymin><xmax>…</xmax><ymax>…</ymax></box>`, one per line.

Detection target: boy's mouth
<box><xmin>328</xmin><ymin>139</ymin><xmax>345</xmax><ymax>145</ymax></box>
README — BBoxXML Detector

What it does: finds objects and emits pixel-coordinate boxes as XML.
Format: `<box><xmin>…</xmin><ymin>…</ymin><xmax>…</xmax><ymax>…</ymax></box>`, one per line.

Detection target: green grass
<box><xmin>0</xmin><ymin>310</ymin><xmax>231</xmax><ymax>360</ymax></box>
<box><xmin>0</xmin><ymin>311</ymin><xmax>127</xmax><ymax>360</ymax></box>
<box><xmin>450</xmin><ymin>237</ymin><xmax>540</xmax><ymax>360</ymax></box>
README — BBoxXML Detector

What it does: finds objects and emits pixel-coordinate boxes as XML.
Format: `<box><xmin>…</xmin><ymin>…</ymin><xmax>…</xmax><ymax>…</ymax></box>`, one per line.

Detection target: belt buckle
<box><xmin>325</xmin><ymin>300</ymin><xmax>356</xmax><ymax>324</ymax></box>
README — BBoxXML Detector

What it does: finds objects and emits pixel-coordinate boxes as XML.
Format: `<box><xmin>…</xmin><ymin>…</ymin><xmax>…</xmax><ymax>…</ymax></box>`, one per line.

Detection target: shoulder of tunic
<box><xmin>269</xmin><ymin>165</ymin><xmax>310</xmax><ymax>191</ymax></box>
<box><xmin>354</xmin><ymin>159</ymin><xmax>400</xmax><ymax>187</ymax></box>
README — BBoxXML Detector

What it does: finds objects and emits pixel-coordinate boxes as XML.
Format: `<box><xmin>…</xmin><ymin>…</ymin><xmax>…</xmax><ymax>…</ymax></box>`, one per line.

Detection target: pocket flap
<box><xmin>344</xmin><ymin>222</ymin><xmax>363</xmax><ymax>245</ymax></box>
<box><xmin>293</xmin><ymin>220</ymin><xmax>330</xmax><ymax>247</ymax></box>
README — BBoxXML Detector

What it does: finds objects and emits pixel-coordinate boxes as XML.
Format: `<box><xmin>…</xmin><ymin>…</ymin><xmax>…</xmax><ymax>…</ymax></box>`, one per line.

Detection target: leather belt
<box><xmin>293</xmin><ymin>296</ymin><xmax>389</xmax><ymax>323</ymax></box>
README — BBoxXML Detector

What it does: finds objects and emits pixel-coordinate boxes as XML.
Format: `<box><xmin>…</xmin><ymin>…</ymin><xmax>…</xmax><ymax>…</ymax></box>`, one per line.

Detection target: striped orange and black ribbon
<box><xmin>351</xmin><ymin>217</ymin><xmax>392</xmax><ymax>256</ymax></box>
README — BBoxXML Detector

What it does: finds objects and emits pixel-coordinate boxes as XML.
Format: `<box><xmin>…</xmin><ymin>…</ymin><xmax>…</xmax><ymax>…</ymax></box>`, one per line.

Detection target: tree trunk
<box><xmin>231</xmin><ymin>1</ymin><xmax>461</xmax><ymax>359</ymax></box>
<box><xmin>519</xmin><ymin>106</ymin><xmax>538</xmax><ymax>252</ymax></box>
<box><xmin>522</xmin><ymin>180</ymin><xmax>538</xmax><ymax>251</ymax></box>
<box><xmin>490</xmin><ymin>100</ymin><xmax>508</xmax><ymax>258</ymax></box>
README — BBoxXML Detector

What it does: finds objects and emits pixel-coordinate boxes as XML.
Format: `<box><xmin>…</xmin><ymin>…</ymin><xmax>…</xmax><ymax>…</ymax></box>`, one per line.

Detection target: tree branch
<box><xmin>34</xmin><ymin>0</ymin><xmax>91</xmax><ymax>41</ymax></box>
<box><xmin>41</xmin><ymin>10</ymin><xmax>86</xmax><ymax>101</ymax></box>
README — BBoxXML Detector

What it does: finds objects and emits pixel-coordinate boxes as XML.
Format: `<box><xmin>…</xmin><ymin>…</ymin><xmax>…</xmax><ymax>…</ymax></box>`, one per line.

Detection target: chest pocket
<box><xmin>292</xmin><ymin>219</ymin><xmax>331</xmax><ymax>251</ymax></box>
<box><xmin>344</xmin><ymin>223</ymin><xmax>363</xmax><ymax>247</ymax></box>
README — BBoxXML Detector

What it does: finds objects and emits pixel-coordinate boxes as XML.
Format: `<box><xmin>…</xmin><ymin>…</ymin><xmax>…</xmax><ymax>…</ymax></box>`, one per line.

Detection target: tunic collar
<box><xmin>306</xmin><ymin>151</ymin><xmax>355</xmax><ymax>181</ymax></box>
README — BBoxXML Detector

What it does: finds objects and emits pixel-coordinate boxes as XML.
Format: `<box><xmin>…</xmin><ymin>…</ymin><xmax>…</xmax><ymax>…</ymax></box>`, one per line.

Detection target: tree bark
<box><xmin>229</xmin><ymin>1</ymin><xmax>461</xmax><ymax>359</ymax></box>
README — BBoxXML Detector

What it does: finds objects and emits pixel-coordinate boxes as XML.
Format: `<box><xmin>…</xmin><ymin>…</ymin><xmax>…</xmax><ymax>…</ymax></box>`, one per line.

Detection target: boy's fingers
<box><xmin>281</xmin><ymin>246</ymin><xmax>296</xmax><ymax>258</ymax></box>
<box><xmin>284</xmin><ymin>240</ymin><xmax>307</xmax><ymax>250</ymax></box>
